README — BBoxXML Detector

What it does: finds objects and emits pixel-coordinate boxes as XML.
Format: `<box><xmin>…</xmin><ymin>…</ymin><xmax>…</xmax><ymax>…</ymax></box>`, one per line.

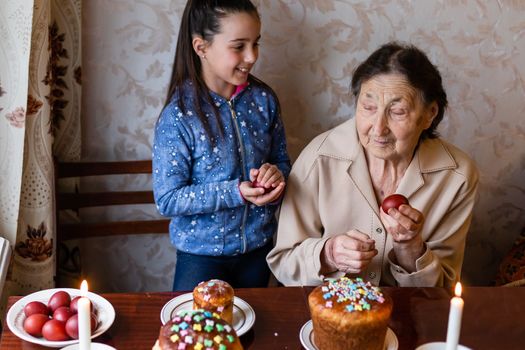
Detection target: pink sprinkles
<box><xmin>321</xmin><ymin>277</ymin><xmax>385</xmax><ymax>312</ymax></box>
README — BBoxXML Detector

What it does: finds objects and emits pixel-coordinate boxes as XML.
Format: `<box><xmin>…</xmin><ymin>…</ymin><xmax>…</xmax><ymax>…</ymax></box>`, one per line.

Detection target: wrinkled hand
<box><xmin>239</xmin><ymin>163</ymin><xmax>285</xmax><ymax>206</ymax></box>
<box><xmin>321</xmin><ymin>230</ymin><xmax>378</xmax><ymax>274</ymax></box>
<box><xmin>380</xmin><ymin>204</ymin><xmax>425</xmax><ymax>271</ymax></box>
<box><xmin>380</xmin><ymin>204</ymin><xmax>424</xmax><ymax>243</ymax></box>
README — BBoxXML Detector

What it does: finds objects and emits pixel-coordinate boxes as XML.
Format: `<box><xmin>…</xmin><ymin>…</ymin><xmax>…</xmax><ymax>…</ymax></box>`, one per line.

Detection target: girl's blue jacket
<box><xmin>152</xmin><ymin>78</ymin><xmax>291</xmax><ymax>256</ymax></box>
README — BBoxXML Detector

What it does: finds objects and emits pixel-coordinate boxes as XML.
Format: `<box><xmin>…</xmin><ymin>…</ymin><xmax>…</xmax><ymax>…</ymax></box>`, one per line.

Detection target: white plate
<box><xmin>61</xmin><ymin>342</ymin><xmax>117</xmax><ymax>350</ymax></box>
<box><xmin>415</xmin><ymin>342</ymin><xmax>471</xmax><ymax>350</ymax></box>
<box><xmin>299</xmin><ymin>320</ymin><xmax>398</xmax><ymax>350</ymax></box>
<box><xmin>6</xmin><ymin>288</ymin><xmax>115</xmax><ymax>348</ymax></box>
<box><xmin>160</xmin><ymin>292</ymin><xmax>255</xmax><ymax>336</ymax></box>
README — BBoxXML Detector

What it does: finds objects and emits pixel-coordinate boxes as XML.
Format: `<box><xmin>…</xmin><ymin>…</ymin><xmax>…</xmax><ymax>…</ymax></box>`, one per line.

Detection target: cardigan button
<box><xmin>376</xmin><ymin>227</ymin><xmax>383</xmax><ymax>234</ymax></box>
<box><xmin>368</xmin><ymin>271</ymin><xmax>377</xmax><ymax>279</ymax></box>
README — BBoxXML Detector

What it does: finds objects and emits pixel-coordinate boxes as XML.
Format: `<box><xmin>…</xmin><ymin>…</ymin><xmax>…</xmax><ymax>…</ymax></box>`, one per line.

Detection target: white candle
<box><xmin>445</xmin><ymin>282</ymin><xmax>464</xmax><ymax>350</ymax></box>
<box><xmin>78</xmin><ymin>280</ymin><xmax>92</xmax><ymax>350</ymax></box>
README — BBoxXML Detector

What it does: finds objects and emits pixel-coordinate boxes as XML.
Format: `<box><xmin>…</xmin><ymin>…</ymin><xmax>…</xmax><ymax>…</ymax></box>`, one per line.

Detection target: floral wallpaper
<box><xmin>81</xmin><ymin>0</ymin><xmax>525</xmax><ymax>290</ymax></box>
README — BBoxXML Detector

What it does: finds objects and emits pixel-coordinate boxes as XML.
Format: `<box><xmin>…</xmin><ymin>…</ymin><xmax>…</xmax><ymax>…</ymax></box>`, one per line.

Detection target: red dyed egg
<box><xmin>47</xmin><ymin>291</ymin><xmax>71</xmax><ymax>313</ymax></box>
<box><xmin>53</xmin><ymin>306</ymin><xmax>74</xmax><ymax>323</ymax></box>
<box><xmin>65</xmin><ymin>313</ymin><xmax>97</xmax><ymax>339</ymax></box>
<box><xmin>252</xmin><ymin>180</ymin><xmax>271</xmax><ymax>194</ymax></box>
<box><xmin>23</xmin><ymin>301</ymin><xmax>49</xmax><ymax>317</ymax></box>
<box><xmin>70</xmin><ymin>296</ymin><xmax>94</xmax><ymax>314</ymax></box>
<box><xmin>23</xmin><ymin>313</ymin><xmax>49</xmax><ymax>337</ymax></box>
<box><xmin>42</xmin><ymin>319</ymin><xmax>69</xmax><ymax>341</ymax></box>
<box><xmin>381</xmin><ymin>194</ymin><xmax>409</xmax><ymax>213</ymax></box>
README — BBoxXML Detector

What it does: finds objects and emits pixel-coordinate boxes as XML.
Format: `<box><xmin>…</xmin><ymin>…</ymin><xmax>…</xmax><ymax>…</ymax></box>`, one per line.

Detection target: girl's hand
<box><xmin>320</xmin><ymin>230</ymin><xmax>377</xmax><ymax>275</ymax></box>
<box><xmin>251</xmin><ymin>163</ymin><xmax>285</xmax><ymax>189</ymax></box>
<box><xmin>238</xmin><ymin>163</ymin><xmax>286</xmax><ymax>206</ymax></box>
<box><xmin>380</xmin><ymin>204</ymin><xmax>425</xmax><ymax>272</ymax></box>
<box><xmin>239</xmin><ymin>180</ymin><xmax>285</xmax><ymax>206</ymax></box>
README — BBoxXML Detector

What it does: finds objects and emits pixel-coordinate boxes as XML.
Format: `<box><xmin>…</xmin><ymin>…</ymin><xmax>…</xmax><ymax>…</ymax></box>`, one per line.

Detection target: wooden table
<box><xmin>1</xmin><ymin>286</ymin><xmax>525</xmax><ymax>349</ymax></box>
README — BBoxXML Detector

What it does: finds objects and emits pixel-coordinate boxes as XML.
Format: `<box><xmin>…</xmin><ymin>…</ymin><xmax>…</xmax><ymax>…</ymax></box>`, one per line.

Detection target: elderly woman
<box><xmin>267</xmin><ymin>42</ymin><xmax>479</xmax><ymax>288</ymax></box>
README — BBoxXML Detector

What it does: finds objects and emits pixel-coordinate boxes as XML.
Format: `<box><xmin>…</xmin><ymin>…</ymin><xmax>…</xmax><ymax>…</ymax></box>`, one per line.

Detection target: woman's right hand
<box><xmin>321</xmin><ymin>230</ymin><xmax>378</xmax><ymax>274</ymax></box>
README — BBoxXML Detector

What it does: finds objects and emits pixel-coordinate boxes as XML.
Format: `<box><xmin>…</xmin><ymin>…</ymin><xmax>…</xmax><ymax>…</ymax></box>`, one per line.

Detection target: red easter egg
<box><xmin>47</xmin><ymin>291</ymin><xmax>71</xmax><ymax>313</ymax></box>
<box><xmin>42</xmin><ymin>319</ymin><xmax>69</xmax><ymax>341</ymax></box>
<box><xmin>381</xmin><ymin>194</ymin><xmax>409</xmax><ymax>213</ymax></box>
<box><xmin>252</xmin><ymin>180</ymin><xmax>271</xmax><ymax>194</ymax></box>
<box><xmin>23</xmin><ymin>301</ymin><xmax>49</xmax><ymax>317</ymax></box>
<box><xmin>23</xmin><ymin>314</ymin><xmax>49</xmax><ymax>337</ymax></box>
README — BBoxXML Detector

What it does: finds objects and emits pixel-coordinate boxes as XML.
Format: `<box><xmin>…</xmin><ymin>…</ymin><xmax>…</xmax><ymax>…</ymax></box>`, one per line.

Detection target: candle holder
<box><xmin>415</xmin><ymin>342</ymin><xmax>471</xmax><ymax>350</ymax></box>
<box><xmin>61</xmin><ymin>342</ymin><xmax>117</xmax><ymax>350</ymax></box>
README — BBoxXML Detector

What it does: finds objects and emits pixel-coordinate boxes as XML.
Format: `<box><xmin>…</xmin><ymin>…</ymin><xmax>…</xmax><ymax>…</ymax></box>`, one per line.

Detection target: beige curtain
<box><xmin>0</xmin><ymin>0</ymin><xmax>81</xmax><ymax>315</ymax></box>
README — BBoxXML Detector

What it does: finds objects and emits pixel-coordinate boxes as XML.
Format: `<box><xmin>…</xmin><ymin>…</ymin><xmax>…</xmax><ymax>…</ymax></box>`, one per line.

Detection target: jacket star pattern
<box><xmin>153</xmin><ymin>78</ymin><xmax>291</xmax><ymax>256</ymax></box>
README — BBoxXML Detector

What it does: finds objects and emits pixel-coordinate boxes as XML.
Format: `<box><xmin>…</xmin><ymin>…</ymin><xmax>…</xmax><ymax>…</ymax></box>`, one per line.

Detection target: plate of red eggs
<box><xmin>6</xmin><ymin>288</ymin><xmax>115</xmax><ymax>348</ymax></box>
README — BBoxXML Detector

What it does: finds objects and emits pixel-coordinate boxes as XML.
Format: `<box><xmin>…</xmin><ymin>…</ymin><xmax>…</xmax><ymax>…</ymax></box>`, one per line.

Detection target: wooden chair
<box><xmin>54</xmin><ymin>160</ymin><xmax>170</xmax><ymax>286</ymax></box>
<box><xmin>55</xmin><ymin>160</ymin><xmax>169</xmax><ymax>240</ymax></box>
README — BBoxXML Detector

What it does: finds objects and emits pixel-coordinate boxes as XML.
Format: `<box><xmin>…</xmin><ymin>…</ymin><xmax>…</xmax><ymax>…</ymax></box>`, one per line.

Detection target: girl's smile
<box><xmin>196</xmin><ymin>12</ymin><xmax>261</xmax><ymax>99</ymax></box>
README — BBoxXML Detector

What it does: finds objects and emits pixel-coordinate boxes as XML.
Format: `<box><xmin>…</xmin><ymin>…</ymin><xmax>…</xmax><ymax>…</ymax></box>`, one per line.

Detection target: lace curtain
<box><xmin>0</xmin><ymin>0</ymin><xmax>81</xmax><ymax>316</ymax></box>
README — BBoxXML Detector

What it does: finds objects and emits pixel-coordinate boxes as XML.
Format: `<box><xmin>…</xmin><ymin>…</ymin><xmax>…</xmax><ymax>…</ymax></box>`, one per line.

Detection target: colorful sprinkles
<box><xmin>196</xmin><ymin>279</ymin><xmax>232</xmax><ymax>297</ymax></box>
<box><xmin>166</xmin><ymin>309</ymin><xmax>237</xmax><ymax>349</ymax></box>
<box><xmin>321</xmin><ymin>277</ymin><xmax>385</xmax><ymax>312</ymax></box>
<box><xmin>195</xmin><ymin>279</ymin><xmax>233</xmax><ymax>315</ymax></box>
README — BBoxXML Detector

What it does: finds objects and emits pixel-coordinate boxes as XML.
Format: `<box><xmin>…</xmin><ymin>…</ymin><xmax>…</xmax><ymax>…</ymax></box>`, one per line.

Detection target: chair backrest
<box><xmin>55</xmin><ymin>160</ymin><xmax>170</xmax><ymax>242</ymax></box>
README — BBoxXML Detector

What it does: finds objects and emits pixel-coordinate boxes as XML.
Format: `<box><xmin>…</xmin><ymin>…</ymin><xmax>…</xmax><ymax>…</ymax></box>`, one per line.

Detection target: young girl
<box><xmin>152</xmin><ymin>0</ymin><xmax>291</xmax><ymax>291</ymax></box>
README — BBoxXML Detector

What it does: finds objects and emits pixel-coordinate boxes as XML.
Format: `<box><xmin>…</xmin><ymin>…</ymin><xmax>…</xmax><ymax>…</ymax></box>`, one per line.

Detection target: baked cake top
<box><xmin>195</xmin><ymin>280</ymin><xmax>233</xmax><ymax>298</ymax></box>
<box><xmin>161</xmin><ymin>309</ymin><xmax>238</xmax><ymax>349</ymax></box>
<box><xmin>319</xmin><ymin>277</ymin><xmax>386</xmax><ymax>312</ymax></box>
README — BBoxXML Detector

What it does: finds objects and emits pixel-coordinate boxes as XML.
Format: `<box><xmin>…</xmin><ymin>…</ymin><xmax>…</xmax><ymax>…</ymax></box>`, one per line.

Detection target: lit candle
<box><xmin>445</xmin><ymin>282</ymin><xmax>464</xmax><ymax>350</ymax></box>
<box><xmin>78</xmin><ymin>280</ymin><xmax>92</xmax><ymax>350</ymax></box>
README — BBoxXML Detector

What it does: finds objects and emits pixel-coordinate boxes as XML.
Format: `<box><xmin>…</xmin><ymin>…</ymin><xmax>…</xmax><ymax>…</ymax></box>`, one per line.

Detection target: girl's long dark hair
<box><xmin>164</xmin><ymin>0</ymin><xmax>260</xmax><ymax>136</ymax></box>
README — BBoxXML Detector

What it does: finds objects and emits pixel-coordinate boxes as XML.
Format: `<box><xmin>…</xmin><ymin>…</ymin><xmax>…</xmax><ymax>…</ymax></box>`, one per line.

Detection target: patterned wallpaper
<box><xmin>82</xmin><ymin>0</ymin><xmax>525</xmax><ymax>291</ymax></box>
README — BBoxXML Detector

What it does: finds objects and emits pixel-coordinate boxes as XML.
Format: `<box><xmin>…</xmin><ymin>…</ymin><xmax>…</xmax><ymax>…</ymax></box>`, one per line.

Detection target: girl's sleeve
<box><xmin>152</xmin><ymin>108</ymin><xmax>245</xmax><ymax>217</ymax></box>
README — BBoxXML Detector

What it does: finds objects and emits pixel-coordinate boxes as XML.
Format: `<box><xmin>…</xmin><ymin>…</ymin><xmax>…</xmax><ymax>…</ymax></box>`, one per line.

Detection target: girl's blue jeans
<box><xmin>172</xmin><ymin>241</ymin><xmax>273</xmax><ymax>291</ymax></box>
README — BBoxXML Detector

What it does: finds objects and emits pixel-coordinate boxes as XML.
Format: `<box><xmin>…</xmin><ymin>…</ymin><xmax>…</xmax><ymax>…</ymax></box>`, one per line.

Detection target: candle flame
<box><xmin>80</xmin><ymin>280</ymin><xmax>89</xmax><ymax>297</ymax></box>
<box><xmin>454</xmin><ymin>282</ymin><xmax>462</xmax><ymax>297</ymax></box>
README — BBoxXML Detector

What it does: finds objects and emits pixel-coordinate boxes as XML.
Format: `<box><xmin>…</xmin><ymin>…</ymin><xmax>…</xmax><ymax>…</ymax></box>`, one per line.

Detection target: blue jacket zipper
<box><xmin>227</xmin><ymin>99</ymin><xmax>248</xmax><ymax>254</ymax></box>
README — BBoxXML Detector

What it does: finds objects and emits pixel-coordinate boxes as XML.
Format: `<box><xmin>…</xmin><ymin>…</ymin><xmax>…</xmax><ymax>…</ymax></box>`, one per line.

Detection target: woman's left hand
<box><xmin>380</xmin><ymin>204</ymin><xmax>425</xmax><ymax>272</ymax></box>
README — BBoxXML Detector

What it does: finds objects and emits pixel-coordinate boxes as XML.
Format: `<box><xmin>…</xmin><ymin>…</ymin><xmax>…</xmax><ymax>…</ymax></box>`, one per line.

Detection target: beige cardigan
<box><xmin>267</xmin><ymin>118</ymin><xmax>479</xmax><ymax>288</ymax></box>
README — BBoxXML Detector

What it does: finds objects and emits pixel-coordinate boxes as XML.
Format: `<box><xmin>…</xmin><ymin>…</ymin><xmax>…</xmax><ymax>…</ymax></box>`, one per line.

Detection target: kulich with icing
<box><xmin>308</xmin><ymin>277</ymin><xmax>393</xmax><ymax>350</ymax></box>
<box><xmin>193</xmin><ymin>279</ymin><xmax>234</xmax><ymax>324</ymax></box>
<box><xmin>152</xmin><ymin>309</ymin><xmax>243</xmax><ymax>350</ymax></box>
